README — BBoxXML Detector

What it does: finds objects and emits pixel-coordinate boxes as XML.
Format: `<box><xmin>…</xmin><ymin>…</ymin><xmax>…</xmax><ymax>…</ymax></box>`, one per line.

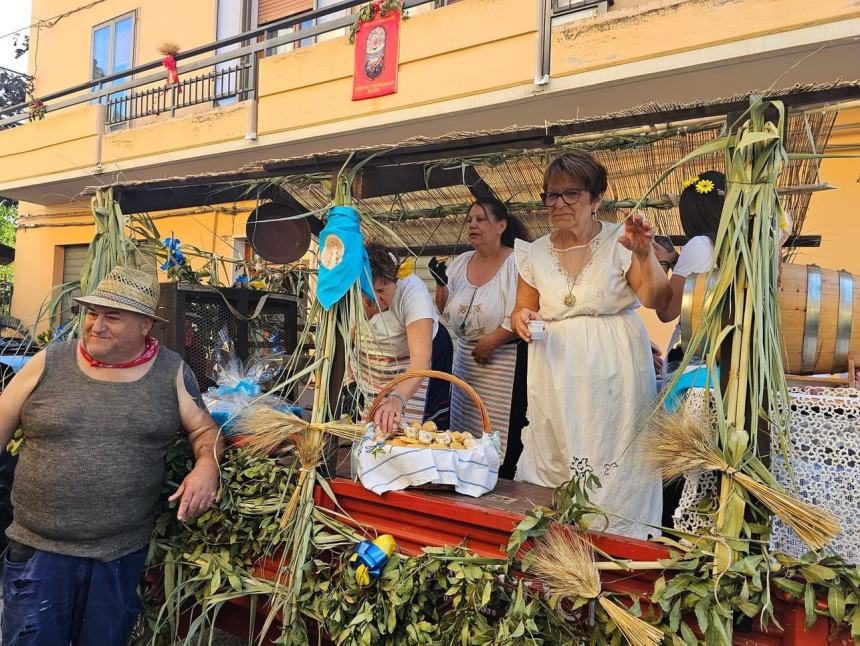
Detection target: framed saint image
<box><xmin>352</xmin><ymin>11</ymin><xmax>400</xmax><ymax>101</ymax></box>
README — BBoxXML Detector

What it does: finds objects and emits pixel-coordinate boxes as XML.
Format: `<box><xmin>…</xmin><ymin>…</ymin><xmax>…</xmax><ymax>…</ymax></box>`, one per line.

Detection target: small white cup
<box><xmin>527</xmin><ymin>319</ymin><xmax>545</xmax><ymax>340</ymax></box>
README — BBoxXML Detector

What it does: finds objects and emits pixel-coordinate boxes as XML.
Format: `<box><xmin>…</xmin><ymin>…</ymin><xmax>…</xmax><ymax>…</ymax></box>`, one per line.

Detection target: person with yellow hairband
<box><xmin>655</xmin><ymin>169</ymin><xmax>791</xmax><ymax>378</ymax></box>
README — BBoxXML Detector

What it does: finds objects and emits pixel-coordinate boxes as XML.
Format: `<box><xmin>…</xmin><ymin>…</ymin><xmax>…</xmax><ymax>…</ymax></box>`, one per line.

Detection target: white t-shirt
<box><xmin>672</xmin><ymin>235</ymin><xmax>714</xmax><ymax>278</ymax></box>
<box><xmin>364</xmin><ymin>273</ymin><xmax>439</xmax><ymax>358</ymax></box>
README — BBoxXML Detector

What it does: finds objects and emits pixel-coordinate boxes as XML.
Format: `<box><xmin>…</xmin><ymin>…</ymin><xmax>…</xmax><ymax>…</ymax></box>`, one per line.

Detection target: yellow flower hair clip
<box><xmin>695</xmin><ymin>179</ymin><xmax>715</xmax><ymax>194</ymax></box>
<box><xmin>397</xmin><ymin>256</ymin><xmax>415</xmax><ymax>279</ymax></box>
<box><xmin>682</xmin><ymin>176</ymin><xmax>699</xmax><ymax>189</ymax></box>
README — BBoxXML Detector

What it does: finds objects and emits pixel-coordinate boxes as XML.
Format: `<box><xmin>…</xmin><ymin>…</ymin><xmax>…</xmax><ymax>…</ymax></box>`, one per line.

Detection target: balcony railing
<box><xmin>0</xmin><ymin>0</ymin><xmax>439</xmax><ymax>130</ymax></box>
<box><xmin>104</xmin><ymin>61</ymin><xmax>253</xmax><ymax>126</ymax></box>
<box><xmin>0</xmin><ymin>0</ymin><xmax>601</xmax><ymax>132</ymax></box>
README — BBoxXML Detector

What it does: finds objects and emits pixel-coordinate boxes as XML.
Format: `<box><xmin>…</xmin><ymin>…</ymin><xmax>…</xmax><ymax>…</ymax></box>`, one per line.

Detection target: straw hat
<box><xmin>75</xmin><ymin>266</ymin><xmax>167</xmax><ymax>322</ymax></box>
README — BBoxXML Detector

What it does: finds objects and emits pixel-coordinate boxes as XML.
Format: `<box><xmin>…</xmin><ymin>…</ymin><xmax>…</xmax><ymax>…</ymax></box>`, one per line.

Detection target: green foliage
<box><xmin>303</xmin><ymin>545</ymin><xmax>580</xmax><ymax>645</ymax></box>
<box><xmin>0</xmin><ymin>203</ymin><xmax>16</xmax><ymax>283</ymax></box>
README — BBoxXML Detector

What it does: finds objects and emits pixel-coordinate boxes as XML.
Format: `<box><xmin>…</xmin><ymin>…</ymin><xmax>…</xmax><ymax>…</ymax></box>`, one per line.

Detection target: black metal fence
<box><xmin>105</xmin><ymin>61</ymin><xmax>253</xmax><ymax>127</ymax></box>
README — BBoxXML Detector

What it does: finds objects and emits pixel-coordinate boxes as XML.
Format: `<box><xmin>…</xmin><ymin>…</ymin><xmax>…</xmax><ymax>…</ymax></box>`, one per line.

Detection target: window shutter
<box><xmin>258</xmin><ymin>0</ymin><xmax>314</xmax><ymax>25</ymax></box>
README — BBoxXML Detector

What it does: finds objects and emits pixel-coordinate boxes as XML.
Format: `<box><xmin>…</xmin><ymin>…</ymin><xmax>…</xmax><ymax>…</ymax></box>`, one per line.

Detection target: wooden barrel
<box><xmin>680</xmin><ymin>264</ymin><xmax>860</xmax><ymax>375</ymax></box>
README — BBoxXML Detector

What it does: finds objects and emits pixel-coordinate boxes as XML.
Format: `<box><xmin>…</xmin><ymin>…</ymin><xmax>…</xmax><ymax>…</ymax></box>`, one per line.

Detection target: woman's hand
<box><xmin>653</xmin><ymin>241</ymin><xmax>679</xmax><ymax>271</ymax></box>
<box><xmin>513</xmin><ymin>307</ymin><xmax>543</xmax><ymax>343</ymax></box>
<box><xmin>373</xmin><ymin>395</ymin><xmax>404</xmax><ymax>436</ymax></box>
<box><xmin>619</xmin><ymin>213</ymin><xmax>657</xmax><ymax>259</ymax></box>
<box><xmin>361</xmin><ymin>293</ymin><xmax>380</xmax><ymax>319</ymax></box>
<box><xmin>472</xmin><ymin>337</ymin><xmax>497</xmax><ymax>364</ymax></box>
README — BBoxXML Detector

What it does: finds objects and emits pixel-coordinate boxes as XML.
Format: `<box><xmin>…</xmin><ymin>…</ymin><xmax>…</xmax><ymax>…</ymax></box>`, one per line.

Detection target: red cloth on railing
<box><xmin>161</xmin><ymin>54</ymin><xmax>182</xmax><ymax>94</ymax></box>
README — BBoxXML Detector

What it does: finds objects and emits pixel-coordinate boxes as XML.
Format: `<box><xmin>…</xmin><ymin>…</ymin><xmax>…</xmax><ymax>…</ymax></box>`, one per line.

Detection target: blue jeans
<box><xmin>1</xmin><ymin>541</ymin><xmax>148</xmax><ymax>646</ymax></box>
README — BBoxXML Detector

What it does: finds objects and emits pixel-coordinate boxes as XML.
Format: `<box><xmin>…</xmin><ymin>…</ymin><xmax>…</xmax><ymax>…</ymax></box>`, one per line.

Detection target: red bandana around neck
<box><xmin>79</xmin><ymin>336</ymin><xmax>160</xmax><ymax>369</ymax></box>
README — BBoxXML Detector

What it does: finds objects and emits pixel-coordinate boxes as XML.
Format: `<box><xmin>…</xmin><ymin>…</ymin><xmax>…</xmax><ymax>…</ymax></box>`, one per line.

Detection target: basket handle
<box><xmin>366</xmin><ymin>369</ymin><xmax>491</xmax><ymax>437</ymax></box>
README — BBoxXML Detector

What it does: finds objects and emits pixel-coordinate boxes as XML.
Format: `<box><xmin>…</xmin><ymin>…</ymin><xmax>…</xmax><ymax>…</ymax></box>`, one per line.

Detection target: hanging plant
<box><xmin>348</xmin><ymin>0</ymin><xmax>405</xmax><ymax>44</ymax></box>
<box><xmin>28</xmin><ymin>98</ymin><xmax>46</xmax><ymax>122</ymax></box>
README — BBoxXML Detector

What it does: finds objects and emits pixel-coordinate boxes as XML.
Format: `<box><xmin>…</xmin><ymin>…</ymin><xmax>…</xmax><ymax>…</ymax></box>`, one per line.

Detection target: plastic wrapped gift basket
<box><xmin>354</xmin><ymin>370</ymin><xmax>500</xmax><ymax>498</ymax></box>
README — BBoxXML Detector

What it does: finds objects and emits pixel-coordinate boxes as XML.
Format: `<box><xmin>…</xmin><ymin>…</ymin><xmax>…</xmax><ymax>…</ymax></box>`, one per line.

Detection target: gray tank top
<box><xmin>8</xmin><ymin>340</ymin><xmax>182</xmax><ymax>561</ymax></box>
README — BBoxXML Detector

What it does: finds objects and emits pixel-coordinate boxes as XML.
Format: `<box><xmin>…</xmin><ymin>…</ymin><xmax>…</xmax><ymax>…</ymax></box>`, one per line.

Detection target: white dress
<box><xmin>442</xmin><ymin>251</ymin><xmax>518</xmax><ymax>453</ymax></box>
<box><xmin>514</xmin><ymin>222</ymin><xmax>662</xmax><ymax>539</ymax></box>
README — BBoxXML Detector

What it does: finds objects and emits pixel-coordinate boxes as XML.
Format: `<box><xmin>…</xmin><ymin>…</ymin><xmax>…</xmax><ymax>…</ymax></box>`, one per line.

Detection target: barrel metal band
<box><xmin>680</xmin><ymin>273</ymin><xmax>697</xmax><ymax>347</ymax></box>
<box><xmin>801</xmin><ymin>265</ymin><xmax>822</xmax><ymax>373</ymax></box>
<box><xmin>835</xmin><ymin>270</ymin><xmax>854</xmax><ymax>368</ymax></box>
<box><xmin>680</xmin><ymin>272</ymin><xmax>717</xmax><ymax>350</ymax></box>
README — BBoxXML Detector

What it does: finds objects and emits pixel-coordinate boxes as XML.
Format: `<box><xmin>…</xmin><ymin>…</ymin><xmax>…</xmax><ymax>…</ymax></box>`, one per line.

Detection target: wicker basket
<box><xmin>367</xmin><ymin>369</ymin><xmax>491</xmax><ymax>437</ymax></box>
<box><xmin>364</xmin><ymin>369</ymin><xmax>493</xmax><ymax>492</ymax></box>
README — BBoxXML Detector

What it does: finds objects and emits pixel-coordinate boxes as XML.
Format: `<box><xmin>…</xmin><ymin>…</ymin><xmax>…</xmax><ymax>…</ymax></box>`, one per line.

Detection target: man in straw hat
<box><xmin>0</xmin><ymin>265</ymin><xmax>223</xmax><ymax>645</ymax></box>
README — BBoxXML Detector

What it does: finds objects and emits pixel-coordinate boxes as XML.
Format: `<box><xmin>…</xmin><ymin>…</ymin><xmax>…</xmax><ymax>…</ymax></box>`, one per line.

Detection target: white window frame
<box><xmin>90</xmin><ymin>11</ymin><xmax>137</xmax><ymax>87</ymax></box>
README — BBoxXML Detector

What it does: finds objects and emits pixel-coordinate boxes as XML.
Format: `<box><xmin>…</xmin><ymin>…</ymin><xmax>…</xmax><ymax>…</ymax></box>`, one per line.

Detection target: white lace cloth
<box><xmin>673</xmin><ymin>387</ymin><xmax>860</xmax><ymax>562</ymax></box>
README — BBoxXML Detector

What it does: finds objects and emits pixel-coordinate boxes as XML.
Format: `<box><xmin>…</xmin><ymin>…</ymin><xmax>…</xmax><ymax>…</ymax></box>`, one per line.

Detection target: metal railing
<box><xmin>0</xmin><ymin>0</ymin><xmax>435</xmax><ymax>130</ymax></box>
<box><xmin>104</xmin><ymin>61</ymin><xmax>253</xmax><ymax>126</ymax></box>
<box><xmin>0</xmin><ymin>0</ymin><xmax>577</xmax><ymax>132</ymax></box>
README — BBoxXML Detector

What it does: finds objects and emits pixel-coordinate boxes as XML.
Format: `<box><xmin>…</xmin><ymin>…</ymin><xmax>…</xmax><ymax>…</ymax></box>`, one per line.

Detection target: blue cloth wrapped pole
<box><xmin>316</xmin><ymin>206</ymin><xmax>374</xmax><ymax>310</ymax></box>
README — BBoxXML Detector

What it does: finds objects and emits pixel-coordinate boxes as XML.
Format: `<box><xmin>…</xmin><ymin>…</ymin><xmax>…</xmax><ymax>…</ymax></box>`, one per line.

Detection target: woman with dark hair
<box><xmin>431</xmin><ymin>198</ymin><xmax>530</xmax><ymax>478</ymax></box>
<box><xmin>654</xmin><ymin>170</ymin><xmax>725</xmax><ymax>378</ymax></box>
<box><xmin>511</xmin><ymin>151</ymin><xmax>672</xmax><ymax>539</ymax></box>
<box><xmin>355</xmin><ymin>242</ymin><xmax>453</xmax><ymax>436</ymax></box>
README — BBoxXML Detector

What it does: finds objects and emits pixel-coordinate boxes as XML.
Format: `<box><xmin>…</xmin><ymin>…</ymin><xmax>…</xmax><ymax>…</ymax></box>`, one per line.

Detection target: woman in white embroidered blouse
<box><xmin>432</xmin><ymin>198</ymin><xmax>530</xmax><ymax>477</ymax></box>
<box><xmin>510</xmin><ymin>151</ymin><xmax>672</xmax><ymax>539</ymax></box>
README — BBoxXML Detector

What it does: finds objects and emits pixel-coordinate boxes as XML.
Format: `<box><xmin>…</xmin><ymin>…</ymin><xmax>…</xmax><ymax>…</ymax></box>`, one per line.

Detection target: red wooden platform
<box><xmin>214</xmin><ymin>475</ymin><xmax>850</xmax><ymax>645</ymax></box>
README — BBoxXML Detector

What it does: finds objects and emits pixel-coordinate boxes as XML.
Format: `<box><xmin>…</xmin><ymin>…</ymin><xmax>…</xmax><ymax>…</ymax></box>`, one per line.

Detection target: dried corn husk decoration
<box><xmin>531</xmin><ymin>526</ymin><xmax>664</xmax><ymax>646</ymax></box>
<box><xmin>648</xmin><ymin>404</ymin><xmax>839</xmax><ymax>551</ymax></box>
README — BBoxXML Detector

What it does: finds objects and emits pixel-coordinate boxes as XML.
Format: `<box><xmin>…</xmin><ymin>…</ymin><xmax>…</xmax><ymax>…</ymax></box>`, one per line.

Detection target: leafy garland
<box><xmin>348</xmin><ymin>0</ymin><xmax>405</xmax><ymax>44</ymax></box>
<box><xmin>139</xmin><ymin>443</ymin><xmax>860</xmax><ymax>645</ymax></box>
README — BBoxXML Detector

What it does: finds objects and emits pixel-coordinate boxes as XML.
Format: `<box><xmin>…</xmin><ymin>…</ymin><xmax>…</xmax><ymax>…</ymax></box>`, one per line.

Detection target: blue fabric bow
<box><xmin>316</xmin><ymin>206</ymin><xmax>374</xmax><ymax>310</ymax></box>
<box><xmin>234</xmin><ymin>274</ymin><xmax>250</xmax><ymax>286</ymax></box>
<box><xmin>351</xmin><ymin>541</ymin><xmax>389</xmax><ymax>580</ymax></box>
<box><xmin>161</xmin><ymin>237</ymin><xmax>186</xmax><ymax>270</ymax></box>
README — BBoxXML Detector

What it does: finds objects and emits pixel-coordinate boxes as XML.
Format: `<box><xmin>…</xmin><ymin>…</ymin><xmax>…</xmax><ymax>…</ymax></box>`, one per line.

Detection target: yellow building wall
<box><xmin>550</xmin><ymin>0</ymin><xmax>860</xmax><ymax>78</ymax></box>
<box><xmin>0</xmin><ymin>105</ymin><xmax>98</xmax><ymax>182</ymax></box>
<box><xmin>29</xmin><ymin>0</ymin><xmax>217</xmax><ymax>98</ymax></box>
<box><xmin>11</xmin><ymin>204</ymin><xmax>255</xmax><ymax>329</ymax></box>
<box><xmin>6</xmin><ymin>0</ymin><xmax>858</xmax><ymax>186</ymax></box>
<box><xmin>257</xmin><ymin>0</ymin><xmax>536</xmax><ymax>135</ymax></box>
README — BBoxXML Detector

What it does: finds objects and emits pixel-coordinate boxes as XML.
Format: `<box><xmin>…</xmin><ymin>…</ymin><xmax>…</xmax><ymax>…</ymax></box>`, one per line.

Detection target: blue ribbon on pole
<box><xmin>316</xmin><ymin>206</ymin><xmax>374</xmax><ymax>310</ymax></box>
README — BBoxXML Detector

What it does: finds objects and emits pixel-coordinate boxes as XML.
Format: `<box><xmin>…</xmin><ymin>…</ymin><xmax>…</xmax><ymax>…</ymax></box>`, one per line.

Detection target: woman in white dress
<box><xmin>355</xmin><ymin>243</ymin><xmax>453</xmax><ymax>436</ymax></box>
<box><xmin>431</xmin><ymin>198</ymin><xmax>530</xmax><ymax>477</ymax></box>
<box><xmin>511</xmin><ymin>151</ymin><xmax>672</xmax><ymax>539</ymax></box>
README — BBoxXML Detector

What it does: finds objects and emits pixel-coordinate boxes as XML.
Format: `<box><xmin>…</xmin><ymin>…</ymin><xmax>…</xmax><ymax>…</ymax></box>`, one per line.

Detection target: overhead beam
<box><xmin>352</xmin><ymin>164</ymin><xmax>496</xmax><ymax>201</ymax></box>
<box><xmin>114</xmin><ymin>182</ymin><xmax>307</xmax><ymax>215</ymax></box>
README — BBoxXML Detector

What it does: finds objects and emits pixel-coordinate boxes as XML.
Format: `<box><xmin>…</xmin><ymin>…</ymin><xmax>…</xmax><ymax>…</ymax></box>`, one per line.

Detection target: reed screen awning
<box><xmin>89</xmin><ymin>82</ymin><xmax>859</xmax><ymax>252</ymax></box>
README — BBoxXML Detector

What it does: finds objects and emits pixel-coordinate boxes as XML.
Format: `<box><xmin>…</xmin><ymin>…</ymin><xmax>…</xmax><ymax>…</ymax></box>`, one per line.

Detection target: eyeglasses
<box><xmin>540</xmin><ymin>188</ymin><xmax>587</xmax><ymax>207</ymax></box>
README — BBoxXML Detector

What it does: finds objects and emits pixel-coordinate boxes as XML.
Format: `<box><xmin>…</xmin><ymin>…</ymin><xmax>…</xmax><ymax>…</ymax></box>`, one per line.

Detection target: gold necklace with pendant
<box><xmin>557</xmin><ymin>222</ymin><xmax>599</xmax><ymax>308</ymax></box>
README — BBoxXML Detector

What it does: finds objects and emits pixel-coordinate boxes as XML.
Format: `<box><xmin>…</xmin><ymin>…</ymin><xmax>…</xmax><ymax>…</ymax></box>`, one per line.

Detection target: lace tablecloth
<box><xmin>672</xmin><ymin>387</ymin><xmax>860</xmax><ymax>561</ymax></box>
